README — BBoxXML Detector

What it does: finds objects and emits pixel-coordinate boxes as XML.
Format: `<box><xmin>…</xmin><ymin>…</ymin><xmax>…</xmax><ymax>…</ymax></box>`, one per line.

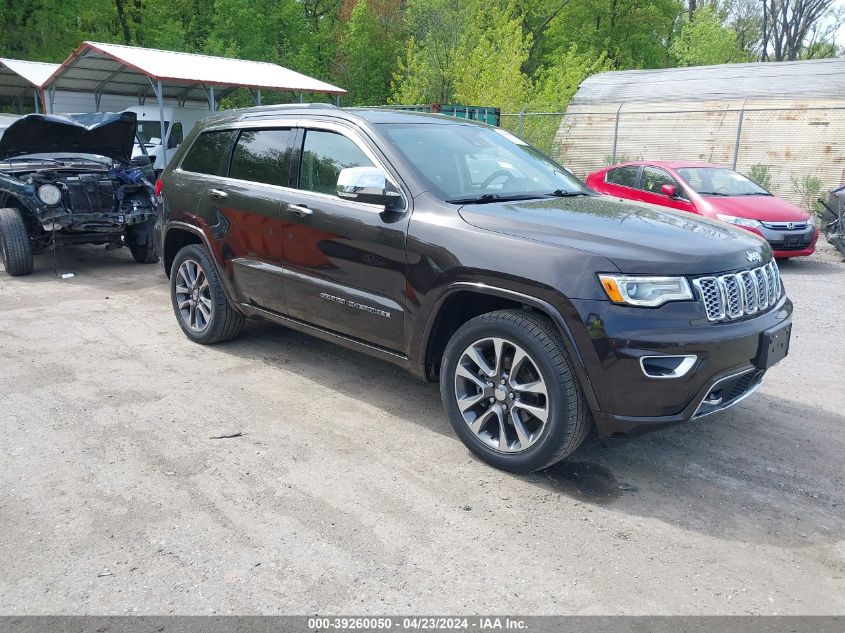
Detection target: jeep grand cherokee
<box><xmin>158</xmin><ymin>105</ymin><xmax>792</xmax><ymax>473</ymax></box>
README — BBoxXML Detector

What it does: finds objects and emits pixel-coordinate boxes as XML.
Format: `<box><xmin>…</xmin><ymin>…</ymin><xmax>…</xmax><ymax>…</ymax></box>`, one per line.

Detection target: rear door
<box><xmin>193</xmin><ymin>126</ymin><xmax>294</xmax><ymax>314</ymax></box>
<box><xmin>599</xmin><ymin>165</ymin><xmax>641</xmax><ymax>198</ymax></box>
<box><xmin>278</xmin><ymin>121</ymin><xmax>409</xmax><ymax>353</ymax></box>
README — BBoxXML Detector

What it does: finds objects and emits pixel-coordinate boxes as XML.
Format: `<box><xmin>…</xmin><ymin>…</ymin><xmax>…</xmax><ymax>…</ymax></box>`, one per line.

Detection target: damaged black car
<box><xmin>0</xmin><ymin>111</ymin><xmax>158</xmax><ymax>276</ymax></box>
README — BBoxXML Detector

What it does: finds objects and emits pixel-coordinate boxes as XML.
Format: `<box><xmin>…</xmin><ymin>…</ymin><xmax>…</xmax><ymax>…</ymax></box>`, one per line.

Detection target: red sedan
<box><xmin>586</xmin><ymin>161</ymin><xmax>818</xmax><ymax>258</ymax></box>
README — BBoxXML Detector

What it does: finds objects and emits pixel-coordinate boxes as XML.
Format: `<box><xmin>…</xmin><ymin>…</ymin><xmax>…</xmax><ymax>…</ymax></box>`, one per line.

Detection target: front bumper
<box><xmin>569</xmin><ymin>295</ymin><xmax>792</xmax><ymax>438</ymax></box>
<box><xmin>756</xmin><ymin>224</ymin><xmax>818</xmax><ymax>258</ymax></box>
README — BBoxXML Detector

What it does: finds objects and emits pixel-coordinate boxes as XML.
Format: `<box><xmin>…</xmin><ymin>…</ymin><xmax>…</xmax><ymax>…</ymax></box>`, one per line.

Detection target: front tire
<box><xmin>0</xmin><ymin>207</ymin><xmax>34</xmax><ymax>276</ymax></box>
<box><xmin>440</xmin><ymin>309</ymin><xmax>590</xmax><ymax>473</ymax></box>
<box><xmin>170</xmin><ymin>244</ymin><xmax>244</xmax><ymax>344</ymax></box>
<box><xmin>127</xmin><ymin>218</ymin><xmax>159</xmax><ymax>264</ymax></box>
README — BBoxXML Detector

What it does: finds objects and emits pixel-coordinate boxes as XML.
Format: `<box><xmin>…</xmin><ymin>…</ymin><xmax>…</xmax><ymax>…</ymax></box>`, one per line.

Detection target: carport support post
<box><xmin>33</xmin><ymin>89</ymin><xmax>40</xmax><ymax>113</ymax></box>
<box><xmin>155</xmin><ymin>79</ymin><xmax>167</xmax><ymax>169</ymax></box>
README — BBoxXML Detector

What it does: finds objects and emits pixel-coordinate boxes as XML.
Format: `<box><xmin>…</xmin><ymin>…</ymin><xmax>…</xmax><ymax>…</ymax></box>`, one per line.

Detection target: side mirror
<box><xmin>337</xmin><ymin>166</ymin><xmax>402</xmax><ymax>209</ymax></box>
<box><xmin>661</xmin><ymin>183</ymin><xmax>677</xmax><ymax>198</ymax></box>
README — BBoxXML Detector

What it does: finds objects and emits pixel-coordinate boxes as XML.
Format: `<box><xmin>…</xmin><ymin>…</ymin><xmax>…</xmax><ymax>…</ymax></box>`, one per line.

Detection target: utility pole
<box><xmin>761</xmin><ymin>0</ymin><xmax>769</xmax><ymax>61</ymax></box>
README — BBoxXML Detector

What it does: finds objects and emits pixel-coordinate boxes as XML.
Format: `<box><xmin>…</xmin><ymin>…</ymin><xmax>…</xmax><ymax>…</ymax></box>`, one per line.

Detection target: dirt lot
<box><xmin>0</xmin><ymin>242</ymin><xmax>843</xmax><ymax>615</ymax></box>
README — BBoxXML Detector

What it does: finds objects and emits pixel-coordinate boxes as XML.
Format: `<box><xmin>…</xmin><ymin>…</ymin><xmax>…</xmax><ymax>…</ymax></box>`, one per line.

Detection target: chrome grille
<box><xmin>693</xmin><ymin>261</ymin><xmax>782</xmax><ymax>323</ymax></box>
<box><xmin>761</xmin><ymin>221</ymin><xmax>808</xmax><ymax>230</ymax></box>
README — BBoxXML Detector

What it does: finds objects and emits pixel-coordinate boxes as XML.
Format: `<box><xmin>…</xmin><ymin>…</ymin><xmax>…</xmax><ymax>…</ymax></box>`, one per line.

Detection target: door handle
<box><xmin>289</xmin><ymin>204</ymin><xmax>313</xmax><ymax>217</ymax></box>
<box><xmin>208</xmin><ymin>189</ymin><xmax>228</xmax><ymax>200</ymax></box>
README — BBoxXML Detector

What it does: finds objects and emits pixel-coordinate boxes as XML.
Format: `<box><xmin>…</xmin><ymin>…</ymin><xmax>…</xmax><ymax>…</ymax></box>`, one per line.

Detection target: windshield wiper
<box><xmin>546</xmin><ymin>189</ymin><xmax>590</xmax><ymax>197</ymax></box>
<box><xmin>446</xmin><ymin>193</ymin><xmax>543</xmax><ymax>205</ymax></box>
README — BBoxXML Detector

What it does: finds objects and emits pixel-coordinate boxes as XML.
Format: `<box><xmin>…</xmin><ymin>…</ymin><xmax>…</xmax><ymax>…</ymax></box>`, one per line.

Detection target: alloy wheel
<box><xmin>175</xmin><ymin>258</ymin><xmax>212</xmax><ymax>332</ymax></box>
<box><xmin>454</xmin><ymin>337</ymin><xmax>550</xmax><ymax>453</ymax></box>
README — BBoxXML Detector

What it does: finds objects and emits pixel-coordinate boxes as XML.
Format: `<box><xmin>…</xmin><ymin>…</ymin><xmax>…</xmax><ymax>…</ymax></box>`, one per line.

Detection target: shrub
<box><xmin>747</xmin><ymin>164</ymin><xmax>772</xmax><ymax>191</ymax></box>
<box><xmin>791</xmin><ymin>174</ymin><xmax>824</xmax><ymax>216</ymax></box>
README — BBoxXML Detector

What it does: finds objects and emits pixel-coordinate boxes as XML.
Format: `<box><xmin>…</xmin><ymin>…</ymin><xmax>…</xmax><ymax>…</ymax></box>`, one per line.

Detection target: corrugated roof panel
<box><xmin>0</xmin><ymin>58</ymin><xmax>59</xmax><ymax>86</ymax></box>
<box><xmin>572</xmin><ymin>58</ymin><xmax>845</xmax><ymax>104</ymax></box>
<box><xmin>0</xmin><ymin>59</ymin><xmax>59</xmax><ymax>101</ymax></box>
<box><xmin>44</xmin><ymin>42</ymin><xmax>346</xmax><ymax>95</ymax></box>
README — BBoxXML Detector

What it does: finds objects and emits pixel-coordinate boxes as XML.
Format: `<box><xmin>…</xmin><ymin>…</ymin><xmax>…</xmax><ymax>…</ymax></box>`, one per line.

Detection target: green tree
<box><xmin>672</xmin><ymin>5</ymin><xmax>747</xmax><ymax>65</ymax></box>
<box><xmin>390</xmin><ymin>0</ymin><xmax>470</xmax><ymax>104</ymax></box>
<box><xmin>338</xmin><ymin>0</ymin><xmax>402</xmax><ymax>105</ymax></box>
<box><xmin>542</xmin><ymin>0</ymin><xmax>682</xmax><ymax>70</ymax></box>
<box><xmin>530</xmin><ymin>45</ymin><xmax>612</xmax><ymax>110</ymax></box>
<box><xmin>0</xmin><ymin>0</ymin><xmax>115</xmax><ymax>61</ymax></box>
<box><xmin>453</xmin><ymin>3</ymin><xmax>533</xmax><ymax>112</ymax></box>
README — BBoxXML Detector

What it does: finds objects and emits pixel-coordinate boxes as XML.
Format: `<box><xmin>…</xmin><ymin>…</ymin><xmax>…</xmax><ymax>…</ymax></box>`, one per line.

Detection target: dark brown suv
<box><xmin>158</xmin><ymin>105</ymin><xmax>792</xmax><ymax>472</ymax></box>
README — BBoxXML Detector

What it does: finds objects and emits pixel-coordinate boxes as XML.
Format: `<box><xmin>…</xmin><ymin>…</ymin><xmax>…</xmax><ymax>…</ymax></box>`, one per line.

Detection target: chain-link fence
<box><xmin>501</xmin><ymin>104</ymin><xmax>845</xmax><ymax>211</ymax></box>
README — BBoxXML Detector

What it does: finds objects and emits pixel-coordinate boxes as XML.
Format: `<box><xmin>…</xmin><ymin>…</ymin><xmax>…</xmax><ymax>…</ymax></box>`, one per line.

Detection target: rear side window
<box><xmin>180</xmin><ymin>130</ymin><xmax>235</xmax><ymax>175</ymax></box>
<box><xmin>606</xmin><ymin>166</ymin><xmax>639</xmax><ymax>188</ymax></box>
<box><xmin>229</xmin><ymin>129</ymin><xmax>292</xmax><ymax>187</ymax></box>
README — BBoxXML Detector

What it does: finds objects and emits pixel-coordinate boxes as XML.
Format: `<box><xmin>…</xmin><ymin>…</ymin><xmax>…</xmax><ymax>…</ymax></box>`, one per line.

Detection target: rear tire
<box><xmin>0</xmin><ymin>207</ymin><xmax>34</xmax><ymax>276</ymax></box>
<box><xmin>170</xmin><ymin>244</ymin><xmax>244</xmax><ymax>344</ymax></box>
<box><xmin>440</xmin><ymin>309</ymin><xmax>590</xmax><ymax>473</ymax></box>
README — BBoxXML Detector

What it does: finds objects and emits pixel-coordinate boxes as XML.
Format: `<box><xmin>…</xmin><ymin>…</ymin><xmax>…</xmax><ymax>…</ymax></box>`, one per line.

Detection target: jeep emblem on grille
<box><xmin>746</xmin><ymin>250</ymin><xmax>762</xmax><ymax>263</ymax></box>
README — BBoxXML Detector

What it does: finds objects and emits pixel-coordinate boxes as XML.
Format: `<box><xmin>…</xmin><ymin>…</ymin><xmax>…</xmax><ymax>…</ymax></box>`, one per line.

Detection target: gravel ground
<box><xmin>0</xmin><ymin>241</ymin><xmax>843</xmax><ymax>615</ymax></box>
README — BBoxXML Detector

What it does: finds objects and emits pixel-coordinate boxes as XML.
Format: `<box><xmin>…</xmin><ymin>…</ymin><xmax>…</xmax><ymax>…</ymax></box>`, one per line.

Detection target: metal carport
<box><xmin>0</xmin><ymin>59</ymin><xmax>59</xmax><ymax>113</ymax></box>
<box><xmin>41</xmin><ymin>41</ymin><xmax>347</xmax><ymax>165</ymax></box>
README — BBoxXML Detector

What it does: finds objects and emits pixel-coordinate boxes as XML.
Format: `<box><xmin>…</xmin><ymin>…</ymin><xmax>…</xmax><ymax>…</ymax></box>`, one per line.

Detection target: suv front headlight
<box><xmin>598</xmin><ymin>274</ymin><xmax>693</xmax><ymax>307</ymax></box>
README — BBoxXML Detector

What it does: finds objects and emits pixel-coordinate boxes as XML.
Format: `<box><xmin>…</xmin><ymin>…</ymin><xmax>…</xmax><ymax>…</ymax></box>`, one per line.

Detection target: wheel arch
<box><xmin>163</xmin><ymin>224</ymin><xmax>205</xmax><ymax>278</ymax></box>
<box><xmin>420</xmin><ymin>283</ymin><xmax>600</xmax><ymax>412</ymax></box>
<box><xmin>162</xmin><ymin>222</ymin><xmax>242</xmax><ymax>311</ymax></box>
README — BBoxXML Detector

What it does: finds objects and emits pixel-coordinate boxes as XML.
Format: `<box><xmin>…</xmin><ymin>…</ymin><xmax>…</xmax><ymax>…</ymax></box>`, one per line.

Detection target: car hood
<box><xmin>702</xmin><ymin>194</ymin><xmax>810</xmax><ymax>222</ymax></box>
<box><xmin>458</xmin><ymin>195</ymin><xmax>770</xmax><ymax>275</ymax></box>
<box><xmin>0</xmin><ymin>111</ymin><xmax>137</xmax><ymax>163</ymax></box>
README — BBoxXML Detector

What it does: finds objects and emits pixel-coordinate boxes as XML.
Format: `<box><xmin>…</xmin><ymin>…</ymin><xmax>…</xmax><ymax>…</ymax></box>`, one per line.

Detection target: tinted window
<box><xmin>299</xmin><ymin>130</ymin><xmax>373</xmax><ymax>195</ymax></box>
<box><xmin>230</xmin><ymin>129</ymin><xmax>291</xmax><ymax>187</ymax></box>
<box><xmin>167</xmin><ymin>122</ymin><xmax>183</xmax><ymax>150</ymax></box>
<box><xmin>640</xmin><ymin>166</ymin><xmax>678</xmax><ymax>195</ymax></box>
<box><xmin>181</xmin><ymin>130</ymin><xmax>235</xmax><ymax>175</ymax></box>
<box><xmin>606</xmin><ymin>166</ymin><xmax>639</xmax><ymax>187</ymax></box>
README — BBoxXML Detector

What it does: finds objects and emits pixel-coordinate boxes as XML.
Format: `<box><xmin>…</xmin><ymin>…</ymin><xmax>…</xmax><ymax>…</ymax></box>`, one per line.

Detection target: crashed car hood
<box><xmin>0</xmin><ymin>111</ymin><xmax>137</xmax><ymax>163</ymax></box>
<box><xmin>458</xmin><ymin>195</ymin><xmax>771</xmax><ymax>275</ymax></box>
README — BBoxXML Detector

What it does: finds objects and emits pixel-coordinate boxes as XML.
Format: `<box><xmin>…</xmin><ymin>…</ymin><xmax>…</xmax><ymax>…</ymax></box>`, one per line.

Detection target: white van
<box><xmin>128</xmin><ymin>105</ymin><xmax>209</xmax><ymax>172</ymax></box>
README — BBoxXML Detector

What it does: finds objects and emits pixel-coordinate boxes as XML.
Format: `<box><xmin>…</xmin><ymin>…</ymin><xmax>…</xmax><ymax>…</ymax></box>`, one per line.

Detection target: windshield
<box><xmin>676</xmin><ymin>167</ymin><xmax>770</xmax><ymax>196</ymax></box>
<box><xmin>136</xmin><ymin>121</ymin><xmax>168</xmax><ymax>146</ymax></box>
<box><xmin>379</xmin><ymin>123</ymin><xmax>588</xmax><ymax>202</ymax></box>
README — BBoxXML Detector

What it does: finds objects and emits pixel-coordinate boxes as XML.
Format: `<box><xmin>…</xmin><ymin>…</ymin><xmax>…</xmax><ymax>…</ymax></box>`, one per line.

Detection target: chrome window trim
<box><xmin>174</xmin><ymin>116</ymin><xmax>409</xmax><ymax>212</ymax></box>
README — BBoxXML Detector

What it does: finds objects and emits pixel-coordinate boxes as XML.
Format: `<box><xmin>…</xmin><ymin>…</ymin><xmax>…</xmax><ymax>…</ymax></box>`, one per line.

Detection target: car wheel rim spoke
<box><xmin>454</xmin><ymin>336</ymin><xmax>550</xmax><ymax>454</ymax></box>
